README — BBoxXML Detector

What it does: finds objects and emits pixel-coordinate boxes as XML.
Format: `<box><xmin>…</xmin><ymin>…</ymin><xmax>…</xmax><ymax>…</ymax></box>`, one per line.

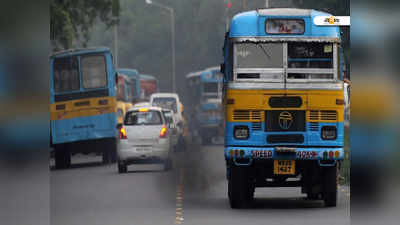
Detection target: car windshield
<box><xmin>152</xmin><ymin>97</ymin><xmax>177</xmax><ymax>113</ymax></box>
<box><xmin>124</xmin><ymin>110</ymin><xmax>163</xmax><ymax>125</ymax></box>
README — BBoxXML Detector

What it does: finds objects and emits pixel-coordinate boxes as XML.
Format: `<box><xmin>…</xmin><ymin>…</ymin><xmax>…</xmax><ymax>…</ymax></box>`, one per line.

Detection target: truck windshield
<box><xmin>234</xmin><ymin>42</ymin><xmax>336</xmax><ymax>81</ymax></box>
<box><xmin>124</xmin><ymin>110</ymin><xmax>162</xmax><ymax>125</ymax></box>
<box><xmin>235</xmin><ymin>43</ymin><xmax>283</xmax><ymax>68</ymax></box>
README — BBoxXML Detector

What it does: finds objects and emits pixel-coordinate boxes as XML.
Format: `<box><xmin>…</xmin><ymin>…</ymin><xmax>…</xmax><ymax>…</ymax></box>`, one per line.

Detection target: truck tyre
<box><xmin>55</xmin><ymin>144</ymin><xmax>71</xmax><ymax>169</ymax></box>
<box><xmin>118</xmin><ymin>162</ymin><xmax>127</xmax><ymax>173</ymax></box>
<box><xmin>323</xmin><ymin>165</ymin><xmax>338</xmax><ymax>207</ymax></box>
<box><xmin>228</xmin><ymin>166</ymin><xmax>254</xmax><ymax>209</ymax></box>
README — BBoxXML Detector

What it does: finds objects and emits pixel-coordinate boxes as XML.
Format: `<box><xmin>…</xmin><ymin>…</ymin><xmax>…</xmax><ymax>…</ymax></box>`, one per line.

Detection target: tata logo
<box><xmin>237</xmin><ymin>50</ymin><xmax>250</xmax><ymax>58</ymax></box>
<box><xmin>279</xmin><ymin>111</ymin><xmax>293</xmax><ymax>130</ymax></box>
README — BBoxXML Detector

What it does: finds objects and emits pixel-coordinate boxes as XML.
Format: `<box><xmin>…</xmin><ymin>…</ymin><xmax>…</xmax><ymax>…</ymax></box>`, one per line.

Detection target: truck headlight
<box><xmin>321</xmin><ymin>126</ymin><xmax>337</xmax><ymax>140</ymax></box>
<box><xmin>234</xmin><ymin>126</ymin><xmax>249</xmax><ymax>140</ymax></box>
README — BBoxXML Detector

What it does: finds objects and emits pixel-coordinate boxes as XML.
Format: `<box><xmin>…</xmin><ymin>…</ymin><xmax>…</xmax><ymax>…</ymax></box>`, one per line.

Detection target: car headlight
<box><xmin>234</xmin><ymin>126</ymin><xmax>249</xmax><ymax>140</ymax></box>
<box><xmin>321</xmin><ymin>126</ymin><xmax>337</xmax><ymax>140</ymax></box>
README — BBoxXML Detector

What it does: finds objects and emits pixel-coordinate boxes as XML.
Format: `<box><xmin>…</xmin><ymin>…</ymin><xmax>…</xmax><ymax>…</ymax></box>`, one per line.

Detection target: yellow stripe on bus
<box><xmin>50</xmin><ymin>96</ymin><xmax>117</xmax><ymax>121</ymax></box>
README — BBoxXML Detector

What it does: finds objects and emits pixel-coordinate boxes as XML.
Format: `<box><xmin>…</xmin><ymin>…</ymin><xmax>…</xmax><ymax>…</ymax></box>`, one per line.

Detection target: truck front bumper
<box><xmin>225</xmin><ymin>146</ymin><xmax>344</xmax><ymax>166</ymax></box>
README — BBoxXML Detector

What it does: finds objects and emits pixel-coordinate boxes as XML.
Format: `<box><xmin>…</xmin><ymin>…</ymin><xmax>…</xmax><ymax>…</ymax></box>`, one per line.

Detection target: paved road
<box><xmin>51</xmin><ymin>144</ymin><xmax>350</xmax><ymax>225</ymax></box>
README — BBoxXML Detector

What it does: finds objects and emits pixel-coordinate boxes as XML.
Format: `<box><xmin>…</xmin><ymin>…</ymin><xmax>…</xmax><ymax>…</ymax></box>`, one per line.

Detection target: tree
<box><xmin>50</xmin><ymin>0</ymin><xmax>118</xmax><ymax>51</ymax></box>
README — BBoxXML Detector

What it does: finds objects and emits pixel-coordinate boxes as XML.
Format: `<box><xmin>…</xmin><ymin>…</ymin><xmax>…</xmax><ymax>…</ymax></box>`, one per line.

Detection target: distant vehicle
<box><xmin>117</xmin><ymin>68</ymin><xmax>141</xmax><ymax>104</ymax></box>
<box><xmin>186</xmin><ymin>67</ymin><xmax>223</xmax><ymax>144</ymax></box>
<box><xmin>344</xmin><ymin>82</ymin><xmax>350</xmax><ymax>127</ymax></box>
<box><xmin>221</xmin><ymin>8</ymin><xmax>345</xmax><ymax>208</ymax></box>
<box><xmin>150</xmin><ymin>93</ymin><xmax>183</xmax><ymax>124</ymax></box>
<box><xmin>116</xmin><ymin>73</ymin><xmax>134</xmax><ymax>124</ymax></box>
<box><xmin>150</xmin><ymin>93</ymin><xmax>186</xmax><ymax>151</ymax></box>
<box><xmin>139</xmin><ymin>74</ymin><xmax>158</xmax><ymax>100</ymax></box>
<box><xmin>117</xmin><ymin>106</ymin><xmax>172</xmax><ymax>173</ymax></box>
<box><xmin>50</xmin><ymin>47</ymin><xmax>118</xmax><ymax>168</ymax></box>
<box><xmin>162</xmin><ymin>108</ymin><xmax>179</xmax><ymax>149</ymax></box>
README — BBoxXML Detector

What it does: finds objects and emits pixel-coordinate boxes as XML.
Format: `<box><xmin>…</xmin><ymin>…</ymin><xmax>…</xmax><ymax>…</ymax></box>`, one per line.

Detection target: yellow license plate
<box><xmin>273</xmin><ymin>160</ymin><xmax>295</xmax><ymax>175</ymax></box>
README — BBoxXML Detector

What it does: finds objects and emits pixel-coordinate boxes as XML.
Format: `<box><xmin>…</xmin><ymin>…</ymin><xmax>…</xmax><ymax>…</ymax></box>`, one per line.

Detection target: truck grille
<box><xmin>308</xmin><ymin>122</ymin><xmax>319</xmax><ymax>131</ymax></box>
<box><xmin>252</xmin><ymin>122</ymin><xmax>262</xmax><ymax>131</ymax></box>
<box><xmin>265</xmin><ymin>110</ymin><xmax>305</xmax><ymax>132</ymax></box>
<box><xmin>308</xmin><ymin>110</ymin><xmax>337</xmax><ymax>121</ymax></box>
<box><xmin>233</xmin><ymin>110</ymin><xmax>262</xmax><ymax>121</ymax></box>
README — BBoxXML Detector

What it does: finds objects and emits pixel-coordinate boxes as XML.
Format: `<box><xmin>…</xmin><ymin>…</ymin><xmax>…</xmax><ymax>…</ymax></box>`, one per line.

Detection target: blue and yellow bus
<box><xmin>50</xmin><ymin>47</ymin><xmax>118</xmax><ymax>169</ymax></box>
<box><xmin>186</xmin><ymin>67</ymin><xmax>223</xmax><ymax>144</ymax></box>
<box><xmin>221</xmin><ymin>8</ymin><xmax>345</xmax><ymax>208</ymax></box>
<box><xmin>116</xmin><ymin>68</ymin><xmax>141</xmax><ymax>103</ymax></box>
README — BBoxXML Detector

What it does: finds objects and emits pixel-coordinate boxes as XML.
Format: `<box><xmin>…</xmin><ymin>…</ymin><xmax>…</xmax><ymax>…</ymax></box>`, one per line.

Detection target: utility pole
<box><xmin>145</xmin><ymin>0</ymin><xmax>176</xmax><ymax>93</ymax></box>
<box><xmin>171</xmin><ymin>9</ymin><xmax>176</xmax><ymax>93</ymax></box>
<box><xmin>242</xmin><ymin>0</ymin><xmax>246</xmax><ymax>10</ymax></box>
<box><xmin>114</xmin><ymin>23</ymin><xmax>118</xmax><ymax>68</ymax></box>
<box><xmin>112</xmin><ymin>0</ymin><xmax>120</xmax><ymax>68</ymax></box>
<box><xmin>266</xmin><ymin>0</ymin><xmax>270</xmax><ymax>8</ymax></box>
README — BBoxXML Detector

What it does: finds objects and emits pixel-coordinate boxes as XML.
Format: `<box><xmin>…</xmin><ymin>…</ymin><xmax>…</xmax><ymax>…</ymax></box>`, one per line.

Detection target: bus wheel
<box><xmin>102</xmin><ymin>138</ymin><xmax>117</xmax><ymax>164</ymax></box>
<box><xmin>55</xmin><ymin>144</ymin><xmax>71</xmax><ymax>169</ymax></box>
<box><xmin>118</xmin><ymin>162</ymin><xmax>127</xmax><ymax>173</ymax></box>
<box><xmin>323</xmin><ymin>164</ymin><xmax>338</xmax><ymax>207</ymax></box>
<box><xmin>228</xmin><ymin>166</ymin><xmax>254</xmax><ymax>209</ymax></box>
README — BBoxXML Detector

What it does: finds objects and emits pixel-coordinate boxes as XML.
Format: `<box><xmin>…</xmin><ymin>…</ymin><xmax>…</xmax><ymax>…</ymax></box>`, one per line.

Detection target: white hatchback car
<box><xmin>117</xmin><ymin>106</ymin><xmax>172</xmax><ymax>173</ymax></box>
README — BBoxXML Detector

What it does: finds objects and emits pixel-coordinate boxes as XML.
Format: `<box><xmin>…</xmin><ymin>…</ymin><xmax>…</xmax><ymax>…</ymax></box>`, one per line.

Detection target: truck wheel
<box><xmin>55</xmin><ymin>144</ymin><xmax>71</xmax><ymax>169</ymax></box>
<box><xmin>228</xmin><ymin>166</ymin><xmax>254</xmax><ymax>209</ymax></box>
<box><xmin>118</xmin><ymin>162</ymin><xmax>127</xmax><ymax>173</ymax></box>
<box><xmin>323</xmin><ymin>165</ymin><xmax>338</xmax><ymax>207</ymax></box>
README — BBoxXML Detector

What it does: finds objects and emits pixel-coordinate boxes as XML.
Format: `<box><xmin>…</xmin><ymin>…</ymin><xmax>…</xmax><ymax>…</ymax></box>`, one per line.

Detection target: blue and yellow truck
<box><xmin>221</xmin><ymin>8</ymin><xmax>345</xmax><ymax>208</ymax></box>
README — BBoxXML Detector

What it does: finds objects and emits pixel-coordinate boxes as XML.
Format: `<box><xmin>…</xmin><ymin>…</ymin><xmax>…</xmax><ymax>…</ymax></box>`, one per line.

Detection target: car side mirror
<box><xmin>220</xmin><ymin>63</ymin><xmax>225</xmax><ymax>74</ymax></box>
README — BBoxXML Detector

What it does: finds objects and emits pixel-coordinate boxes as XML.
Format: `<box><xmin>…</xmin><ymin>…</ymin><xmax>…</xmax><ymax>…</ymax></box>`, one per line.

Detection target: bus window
<box><xmin>203</xmin><ymin>83</ymin><xmax>218</xmax><ymax>93</ymax></box>
<box><xmin>81</xmin><ymin>55</ymin><xmax>107</xmax><ymax>89</ymax></box>
<box><xmin>288</xmin><ymin>42</ymin><xmax>333</xmax><ymax>68</ymax></box>
<box><xmin>53</xmin><ymin>57</ymin><xmax>79</xmax><ymax>92</ymax></box>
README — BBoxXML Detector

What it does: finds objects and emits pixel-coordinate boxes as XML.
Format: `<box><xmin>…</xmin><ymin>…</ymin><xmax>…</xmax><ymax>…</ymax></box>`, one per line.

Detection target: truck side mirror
<box><xmin>220</xmin><ymin>63</ymin><xmax>225</xmax><ymax>74</ymax></box>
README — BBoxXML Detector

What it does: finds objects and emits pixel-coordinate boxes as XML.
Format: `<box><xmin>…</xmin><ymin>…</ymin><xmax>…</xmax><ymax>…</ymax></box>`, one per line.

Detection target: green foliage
<box><xmin>50</xmin><ymin>0</ymin><xmax>118</xmax><ymax>51</ymax></box>
<box><xmin>87</xmin><ymin>0</ymin><xmax>350</xmax><ymax>93</ymax></box>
